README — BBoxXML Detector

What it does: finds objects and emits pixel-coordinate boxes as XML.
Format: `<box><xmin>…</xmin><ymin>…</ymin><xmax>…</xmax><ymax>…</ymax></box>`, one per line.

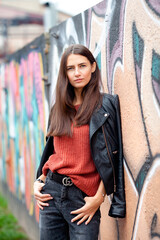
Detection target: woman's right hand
<box><xmin>34</xmin><ymin>179</ymin><xmax>53</xmax><ymax>210</ymax></box>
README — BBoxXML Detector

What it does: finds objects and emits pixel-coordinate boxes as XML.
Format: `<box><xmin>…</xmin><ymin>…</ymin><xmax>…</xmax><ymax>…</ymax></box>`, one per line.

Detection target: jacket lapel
<box><xmin>89</xmin><ymin>107</ymin><xmax>110</xmax><ymax>140</ymax></box>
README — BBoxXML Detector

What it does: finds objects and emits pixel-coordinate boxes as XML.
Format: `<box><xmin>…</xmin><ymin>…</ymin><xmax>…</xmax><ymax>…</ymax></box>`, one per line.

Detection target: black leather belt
<box><xmin>48</xmin><ymin>170</ymin><xmax>73</xmax><ymax>187</ymax></box>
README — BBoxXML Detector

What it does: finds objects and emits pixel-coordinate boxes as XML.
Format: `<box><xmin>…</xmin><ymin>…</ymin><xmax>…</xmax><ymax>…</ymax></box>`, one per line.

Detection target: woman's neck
<box><xmin>73</xmin><ymin>89</ymin><xmax>83</xmax><ymax>105</ymax></box>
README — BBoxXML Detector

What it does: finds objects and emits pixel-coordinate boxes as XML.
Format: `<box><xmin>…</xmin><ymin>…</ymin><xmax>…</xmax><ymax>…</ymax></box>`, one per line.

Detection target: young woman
<box><xmin>34</xmin><ymin>44</ymin><xmax>126</xmax><ymax>240</ymax></box>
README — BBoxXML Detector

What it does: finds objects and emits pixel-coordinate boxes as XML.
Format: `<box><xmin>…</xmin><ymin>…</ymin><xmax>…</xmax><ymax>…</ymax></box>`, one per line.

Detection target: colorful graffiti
<box><xmin>0</xmin><ymin>35</ymin><xmax>49</xmax><ymax>223</ymax></box>
<box><xmin>48</xmin><ymin>0</ymin><xmax>160</xmax><ymax>239</ymax></box>
<box><xmin>0</xmin><ymin>0</ymin><xmax>160</xmax><ymax>239</ymax></box>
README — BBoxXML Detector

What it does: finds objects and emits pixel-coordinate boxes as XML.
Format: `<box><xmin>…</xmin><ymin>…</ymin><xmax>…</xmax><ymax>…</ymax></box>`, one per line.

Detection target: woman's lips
<box><xmin>74</xmin><ymin>78</ymin><xmax>83</xmax><ymax>82</ymax></box>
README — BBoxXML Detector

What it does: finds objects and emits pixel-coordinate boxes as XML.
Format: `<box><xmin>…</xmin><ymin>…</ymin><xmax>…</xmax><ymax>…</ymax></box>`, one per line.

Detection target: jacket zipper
<box><xmin>102</xmin><ymin>125</ymin><xmax>116</xmax><ymax>192</ymax></box>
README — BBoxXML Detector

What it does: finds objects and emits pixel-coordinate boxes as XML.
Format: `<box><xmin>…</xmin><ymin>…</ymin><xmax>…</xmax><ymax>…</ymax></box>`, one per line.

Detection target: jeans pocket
<box><xmin>81</xmin><ymin>190</ymin><xmax>87</xmax><ymax>199</ymax></box>
<box><xmin>76</xmin><ymin>188</ymin><xmax>88</xmax><ymax>206</ymax></box>
<box><xmin>41</xmin><ymin>175</ymin><xmax>50</xmax><ymax>191</ymax></box>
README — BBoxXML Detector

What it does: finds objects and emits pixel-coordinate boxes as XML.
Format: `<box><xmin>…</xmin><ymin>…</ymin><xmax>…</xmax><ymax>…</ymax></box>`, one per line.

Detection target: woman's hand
<box><xmin>70</xmin><ymin>194</ymin><xmax>103</xmax><ymax>225</ymax></box>
<box><xmin>34</xmin><ymin>178</ymin><xmax>53</xmax><ymax>210</ymax></box>
<box><xmin>71</xmin><ymin>180</ymin><xmax>105</xmax><ymax>225</ymax></box>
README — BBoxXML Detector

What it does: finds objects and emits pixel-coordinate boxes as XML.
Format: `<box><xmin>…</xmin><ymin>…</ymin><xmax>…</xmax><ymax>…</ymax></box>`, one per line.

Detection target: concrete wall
<box><xmin>0</xmin><ymin>0</ymin><xmax>160</xmax><ymax>239</ymax></box>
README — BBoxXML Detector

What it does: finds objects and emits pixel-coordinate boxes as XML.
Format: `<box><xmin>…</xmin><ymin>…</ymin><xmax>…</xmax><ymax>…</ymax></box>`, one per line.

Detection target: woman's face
<box><xmin>66</xmin><ymin>54</ymin><xmax>96</xmax><ymax>91</ymax></box>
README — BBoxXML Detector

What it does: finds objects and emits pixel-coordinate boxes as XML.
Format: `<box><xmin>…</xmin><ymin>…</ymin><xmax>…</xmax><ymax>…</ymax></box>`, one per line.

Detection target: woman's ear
<box><xmin>91</xmin><ymin>62</ymin><xmax>96</xmax><ymax>73</ymax></box>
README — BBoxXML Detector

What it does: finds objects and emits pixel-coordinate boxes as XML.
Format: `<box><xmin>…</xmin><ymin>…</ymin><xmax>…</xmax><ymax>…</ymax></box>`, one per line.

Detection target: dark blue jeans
<box><xmin>39</xmin><ymin>175</ymin><xmax>101</xmax><ymax>240</ymax></box>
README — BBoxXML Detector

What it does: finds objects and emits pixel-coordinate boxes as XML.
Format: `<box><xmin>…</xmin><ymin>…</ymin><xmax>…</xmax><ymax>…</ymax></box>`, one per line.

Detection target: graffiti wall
<box><xmin>0</xmin><ymin>0</ymin><xmax>160</xmax><ymax>239</ymax></box>
<box><xmin>48</xmin><ymin>0</ymin><xmax>160</xmax><ymax>239</ymax></box>
<box><xmin>0</xmin><ymin>35</ymin><xmax>49</xmax><ymax>226</ymax></box>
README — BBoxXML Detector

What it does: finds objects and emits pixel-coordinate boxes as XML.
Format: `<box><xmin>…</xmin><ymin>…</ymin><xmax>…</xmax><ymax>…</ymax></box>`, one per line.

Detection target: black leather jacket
<box><xmin>37</xmin><ymin>93</ymin><xmax>126</xmax><ymax>218</ymax></box>
<box><xmin>89</xmin><ymin>93</ymin><xmax>126</xmax><ymax>218</ymax></box>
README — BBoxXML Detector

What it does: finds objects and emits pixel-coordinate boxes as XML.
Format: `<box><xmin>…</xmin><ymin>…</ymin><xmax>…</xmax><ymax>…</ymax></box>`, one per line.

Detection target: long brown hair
<box><xmin>47</xmin><ymin>44</ymin><xmax>103</xmax><ymax>137</ymax></box>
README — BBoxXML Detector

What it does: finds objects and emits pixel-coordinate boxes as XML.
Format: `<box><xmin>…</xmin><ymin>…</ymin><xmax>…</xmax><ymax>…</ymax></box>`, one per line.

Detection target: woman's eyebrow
<box><xmin>67</xmin><ymin>62</ymin><xmax>87</xmax><ymax>67</ymax></box>
<box><xmin>66</xmin><ymin>64</ymin><xmax>74</xmax><ymax>68</ymax></box>
<box><xmin>79</xmin><ymin>62</ymin><xmax>87</xmax><ymax>65</ymax></box>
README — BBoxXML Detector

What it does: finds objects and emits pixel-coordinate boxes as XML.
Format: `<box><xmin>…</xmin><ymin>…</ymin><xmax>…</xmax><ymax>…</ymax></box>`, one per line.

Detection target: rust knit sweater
<box><xmin>42</xmin><ymin>124</ymin><xmax>100</xmax><ymax>196</ymax></box>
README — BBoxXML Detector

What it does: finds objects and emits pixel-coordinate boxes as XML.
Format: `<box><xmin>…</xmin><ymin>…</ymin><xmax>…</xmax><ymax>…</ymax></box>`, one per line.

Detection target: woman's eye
<box><xmin>67</xmin><ymin>67</ymin><xmax>73</xmax><ymax>71</ymax></box>
<box><xmin>80</xmin><ymin>64</ymin><xmax>86</xmax><ymax>68</ymax></box>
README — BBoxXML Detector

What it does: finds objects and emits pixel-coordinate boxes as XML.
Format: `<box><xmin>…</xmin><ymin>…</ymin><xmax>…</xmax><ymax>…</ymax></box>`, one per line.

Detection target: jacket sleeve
<box><xmin>36</xmin><ymin>106</ymin><xmax>54</xmax><ymax>179</ymax></box>
<box><xmin>108</xmin><ymin>95</ymin><xmax>126</xmax><ymax>218</ymax></box>
<box><xmin>36</xmin><ymin>136</ymin><xmax>54</xmax><ymax>179</ymax></box>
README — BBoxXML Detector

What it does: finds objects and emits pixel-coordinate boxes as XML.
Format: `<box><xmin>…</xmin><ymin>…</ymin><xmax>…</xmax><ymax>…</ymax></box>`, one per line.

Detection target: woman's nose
<box><xmin>75</xmin><ymin>67</ymin><xmax>80</xmax><ymax>76</ymax></box>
